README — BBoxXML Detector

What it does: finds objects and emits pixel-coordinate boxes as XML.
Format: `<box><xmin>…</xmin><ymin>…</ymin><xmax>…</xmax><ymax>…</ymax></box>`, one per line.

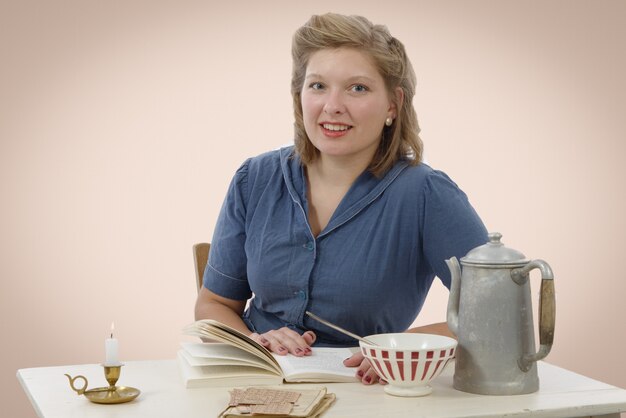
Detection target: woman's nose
<box><xmin>323</xmin><ymin>91</ymin><xmax>346</xmax><ymax>115</ymax></box>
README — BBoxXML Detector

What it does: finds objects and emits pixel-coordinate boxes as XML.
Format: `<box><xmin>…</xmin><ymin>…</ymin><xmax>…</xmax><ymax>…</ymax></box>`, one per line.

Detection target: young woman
<box><xmin>195</xmin><ymin>13</ymin><xmax>487</xmax><ymax>385</ymax></box>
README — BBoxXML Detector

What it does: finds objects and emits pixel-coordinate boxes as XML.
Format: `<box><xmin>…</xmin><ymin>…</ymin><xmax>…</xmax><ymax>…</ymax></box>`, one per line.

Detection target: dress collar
<box><xmin>280</xmin><ymin>146</ymin><xmax>408</xmax><ymax>238</ymax></box>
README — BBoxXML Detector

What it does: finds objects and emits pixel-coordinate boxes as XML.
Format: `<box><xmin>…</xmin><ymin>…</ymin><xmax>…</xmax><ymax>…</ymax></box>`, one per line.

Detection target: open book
<box><xmin>179</xmin><ymin>319</ymin><xmax>357</xmax><ymax>388</ymax></box>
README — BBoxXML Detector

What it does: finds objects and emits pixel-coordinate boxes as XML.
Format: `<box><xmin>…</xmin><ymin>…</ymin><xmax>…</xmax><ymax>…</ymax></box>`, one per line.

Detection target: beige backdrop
<box><xmin>1</xmin><ymin>0</ymin><xmax>625</xmax><ymax>416</ymax></box>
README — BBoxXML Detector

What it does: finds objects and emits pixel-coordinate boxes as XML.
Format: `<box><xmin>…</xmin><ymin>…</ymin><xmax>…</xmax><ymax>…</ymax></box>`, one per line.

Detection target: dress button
<box><xmin>296</xmin><ymin>290</ymin><xmax>306</xmax><ymax>300</ymax></box>
<box><xmin>303</xmin><ymin>241</ymin><xmax>314</xmax><ymax>251</ymax></box>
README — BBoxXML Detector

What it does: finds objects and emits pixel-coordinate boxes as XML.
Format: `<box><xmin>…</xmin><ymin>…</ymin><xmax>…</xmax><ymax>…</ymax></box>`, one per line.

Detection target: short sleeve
<box><xmin>420</xmin><ymin>170</ymin><xmax>488</xmax><ymax>289</ymax></box>
<box><xmin>203</xmin><ymin>160</ymin><xmax>253</xmax><ymax>300</ymax></box>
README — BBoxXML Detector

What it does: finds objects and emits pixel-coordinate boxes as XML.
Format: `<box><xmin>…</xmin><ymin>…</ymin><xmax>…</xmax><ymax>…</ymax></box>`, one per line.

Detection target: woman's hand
<box><xmin>343</xmin><ymin>352</ymin><xmax>386</xmax><ymax>385</ymax></box>
<box><xmin>249</xmin><ymin>328</ymin><xmax>316</xmax><ymax>357</ymax></box>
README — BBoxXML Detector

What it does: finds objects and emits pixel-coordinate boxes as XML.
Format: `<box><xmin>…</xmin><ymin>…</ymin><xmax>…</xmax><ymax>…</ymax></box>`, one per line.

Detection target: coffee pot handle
<box><xmin>511</xmin><ymin>259</ymin><xmax>556</xmax><ymax>372</ymax></box>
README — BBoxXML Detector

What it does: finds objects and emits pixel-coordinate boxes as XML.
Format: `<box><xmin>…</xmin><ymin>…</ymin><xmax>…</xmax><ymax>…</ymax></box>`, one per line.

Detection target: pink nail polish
<box><xmin>364</xmin><ymin>375</ymin><xmax>372</xmax><ymax>384</ymax></box>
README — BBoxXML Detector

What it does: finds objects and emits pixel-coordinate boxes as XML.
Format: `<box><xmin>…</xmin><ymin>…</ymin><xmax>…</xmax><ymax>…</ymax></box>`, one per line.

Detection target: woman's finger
<box><xmin>249</xmin><ymin>333</ymin><xmax>270</xmax><ymax>347</ymax></box>
<box><xmin>361</xmin><ymin>367</ymin><xmax>380</xmax><ymax>385</ymax></box>
<box><xmin>302</xmin><ymin>330</ymin><xmax>317</xmax><ymax>346</ymax></box>
<box><xmin>355</xmin><ymin>357</ymin><xmax>374</xmax><ymax>382</ymax></box>
<box><xmin>343</xmin><ymin>352</ymin><xmax>364</xmax><ymax>367</ymax></box>
<box><xmin>260</xmin><ymin>330</ymin><xmax>290</xmax><ymax>355</ymax></box>
<box><xmin>257</xmin><ymin>328</ymin><xmax>313</xmax><ymax>356</ymax></box>
<box><xmin>273</xmin><ymin>328</ymin><xmax>312</xmax><ymax>356</ymax></box>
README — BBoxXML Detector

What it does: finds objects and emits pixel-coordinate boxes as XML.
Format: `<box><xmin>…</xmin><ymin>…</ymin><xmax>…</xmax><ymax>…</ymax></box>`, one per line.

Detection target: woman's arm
<box><xmin>194</xmin><ymin>286</ymin><xmax>249</xmax><ymax>334</ymax></box>
<box><xmin>406</xmin><ymin>321</ymin><xmax>456</xmax><ymax>338</ymax></box>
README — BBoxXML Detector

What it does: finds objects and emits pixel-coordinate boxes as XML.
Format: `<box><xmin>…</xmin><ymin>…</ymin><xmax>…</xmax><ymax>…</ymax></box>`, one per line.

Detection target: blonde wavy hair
<box><xmin>291</xmin><ymin>13</ymin><xmax>423</xmax><ymax>176</ymax></box>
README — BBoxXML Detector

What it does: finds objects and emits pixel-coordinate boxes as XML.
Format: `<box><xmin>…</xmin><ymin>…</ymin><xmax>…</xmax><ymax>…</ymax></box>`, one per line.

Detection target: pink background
<box><xmin>1</xmin><ymin>1</ymin><xmax>625</xmax><ymax>416</ymax></box>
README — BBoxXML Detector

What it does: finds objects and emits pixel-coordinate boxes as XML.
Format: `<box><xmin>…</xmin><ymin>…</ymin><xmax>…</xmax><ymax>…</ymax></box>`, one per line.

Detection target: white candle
<box><xmin>105</xmin><ymin>322</ymin><xmax>119</xmax><ymax>365</ymax></box>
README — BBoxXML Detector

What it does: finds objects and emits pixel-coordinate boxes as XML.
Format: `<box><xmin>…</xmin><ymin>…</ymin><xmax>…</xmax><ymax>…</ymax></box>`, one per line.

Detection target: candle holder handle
<box><xmin>65</xmin><ymin>374</ymin><xmax>88</xmax><ymax>395</ymax></box>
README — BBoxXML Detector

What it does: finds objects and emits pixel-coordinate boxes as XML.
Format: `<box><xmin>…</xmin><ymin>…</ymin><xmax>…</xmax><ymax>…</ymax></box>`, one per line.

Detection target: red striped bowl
<box><xmin>359</xmin><ymin>333</ymin><xmax>457</xmax><ymax>397</ymax></box>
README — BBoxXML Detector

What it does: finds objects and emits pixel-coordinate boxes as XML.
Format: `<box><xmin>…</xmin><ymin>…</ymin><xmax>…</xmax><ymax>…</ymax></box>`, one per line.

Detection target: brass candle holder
<box><xmin>65</xmin><ymin>364</ymin><xmax>140</xmax><ymax>404</ymax></box>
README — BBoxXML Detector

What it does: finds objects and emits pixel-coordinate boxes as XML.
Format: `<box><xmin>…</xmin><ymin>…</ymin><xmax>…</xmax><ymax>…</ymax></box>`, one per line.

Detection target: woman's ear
<box><xmin>389</xmin><ymin>87</ymin><xmax>404</xmax><ymax>118</ymax></box>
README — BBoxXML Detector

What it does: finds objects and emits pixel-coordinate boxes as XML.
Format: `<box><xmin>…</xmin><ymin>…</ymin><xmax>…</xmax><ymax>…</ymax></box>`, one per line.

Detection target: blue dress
<box><xmin>204</xmin><ymin>146</ymin><xmax>488</xmax><ymax>346</ymax></box>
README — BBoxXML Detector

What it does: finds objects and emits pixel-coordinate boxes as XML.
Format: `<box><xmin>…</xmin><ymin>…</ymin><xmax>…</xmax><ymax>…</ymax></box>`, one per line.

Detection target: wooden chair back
<box><xmin>192</xmin><ymin>243</ymin><xmax>210</xmax><ymax>293</ymax></box>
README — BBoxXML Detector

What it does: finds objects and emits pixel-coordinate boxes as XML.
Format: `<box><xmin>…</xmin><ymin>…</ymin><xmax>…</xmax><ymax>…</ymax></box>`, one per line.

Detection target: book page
<box><xmin>177</xmin><ymin>351</ymin><xmax>283</xmax><ymax>388</ymax></box>
<box><xmin>179</xmin><ymin>344</ymin><xmax>278</xmax><ymax>373</ymax></box>
<box><xmin>275</xmin><ymin>347</ymin><xmax>358</xmax><ymax>383</ymax></box>
<box><xmin>184</xmin><ymin>320</ymin><xmax>280</xmax><ymax>372</ymax></box>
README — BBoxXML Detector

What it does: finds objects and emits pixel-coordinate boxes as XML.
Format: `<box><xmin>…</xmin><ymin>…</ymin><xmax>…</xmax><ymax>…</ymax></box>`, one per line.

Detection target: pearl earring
<box><xmin>385</xmin><ymin>117</ymin><xmax>393</xmax><ymax>127</ymax></box>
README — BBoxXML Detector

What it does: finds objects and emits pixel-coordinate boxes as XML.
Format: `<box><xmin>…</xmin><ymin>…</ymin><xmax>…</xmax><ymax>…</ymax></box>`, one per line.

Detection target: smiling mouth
<box><xmin>321</xmin><ymin>123</ymin><xmax>352</xmax><ymax>131</ymax></box>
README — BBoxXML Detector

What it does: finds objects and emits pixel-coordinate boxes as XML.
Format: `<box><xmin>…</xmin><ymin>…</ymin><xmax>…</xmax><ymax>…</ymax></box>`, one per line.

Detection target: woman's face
<box><xmin>301</xmin><ymin>48</ymin><xmax>397</xmax><ymax>164</ymax></box>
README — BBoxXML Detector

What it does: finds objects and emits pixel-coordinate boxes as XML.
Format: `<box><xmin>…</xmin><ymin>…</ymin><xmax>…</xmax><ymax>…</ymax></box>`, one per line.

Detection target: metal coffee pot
<box><xmin>446</xmin><ymin>232</ymin><xmax>555</xmax><ymax>395</ymax></box>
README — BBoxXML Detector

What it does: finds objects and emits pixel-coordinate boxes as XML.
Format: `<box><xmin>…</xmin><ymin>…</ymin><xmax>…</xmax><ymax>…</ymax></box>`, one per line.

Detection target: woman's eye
<box><xmin>309</xmin><ymin>82</ymin><xmax>324</xmax><ymax>90</ymax></box>
<box><xmin>351</xmin><ymin>84</ymin><xmax>369</xmax><ymax>93</ymax></box>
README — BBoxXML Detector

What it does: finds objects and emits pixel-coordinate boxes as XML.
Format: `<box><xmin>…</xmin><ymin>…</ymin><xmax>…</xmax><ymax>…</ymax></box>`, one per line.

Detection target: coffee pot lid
<box><xmin>461</xmin><ymin>232</ymin><xmax>529</xmax><ymax>266</ymax></box>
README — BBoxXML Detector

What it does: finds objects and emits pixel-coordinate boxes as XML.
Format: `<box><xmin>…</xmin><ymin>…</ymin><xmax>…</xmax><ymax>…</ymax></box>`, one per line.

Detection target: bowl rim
<box><xmin>358</xmin><ymin>332</ymin><xmax>458</xmax><ymax>350</ymax></box>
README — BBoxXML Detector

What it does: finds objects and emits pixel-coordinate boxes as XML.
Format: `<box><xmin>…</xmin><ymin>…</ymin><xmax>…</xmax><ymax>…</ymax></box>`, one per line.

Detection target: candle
<box><xmin>105</xmin><ymin>322</ymin><xmax>119</xmax><ymax>365</ymax></box>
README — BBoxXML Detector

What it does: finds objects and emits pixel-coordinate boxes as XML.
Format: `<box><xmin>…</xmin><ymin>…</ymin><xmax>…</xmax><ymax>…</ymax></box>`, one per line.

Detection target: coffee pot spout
<box><xmin>446</xmin><ymin>257</ymin><xmax>461</xmax><ymax>336</ymax></box>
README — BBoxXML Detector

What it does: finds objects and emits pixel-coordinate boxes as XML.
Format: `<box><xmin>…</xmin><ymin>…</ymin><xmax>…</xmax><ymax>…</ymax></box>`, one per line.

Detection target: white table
<box><xmin>17</xmin><ymin>359</ymin><xmax>626</xmax><ymax>418</ymax></box>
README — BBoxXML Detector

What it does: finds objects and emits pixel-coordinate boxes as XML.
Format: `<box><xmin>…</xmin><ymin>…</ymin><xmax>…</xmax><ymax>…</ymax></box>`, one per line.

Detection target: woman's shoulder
<box><xmin>237</xmin><ymin>145</ymin><xmax>294</xmax><ymax>178</ymax></box>
<box><xmin>394</xmin><ymin>161</ymin><xmax>449</xmax><ymax>184</ymax></box>
<box><xmin>394</xmin><ymin>161</ymin><xmax>466</xmax><ymax>198</ymax></box>
<box><xmin>245</xmin><ymin>146</ymin><xmax>293</xmax><ymax>172</ymax></box>
<box><xmin>227</xmin><ymin>147</ymin><xmax>293</xmax><ymax>206</ymax></box>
